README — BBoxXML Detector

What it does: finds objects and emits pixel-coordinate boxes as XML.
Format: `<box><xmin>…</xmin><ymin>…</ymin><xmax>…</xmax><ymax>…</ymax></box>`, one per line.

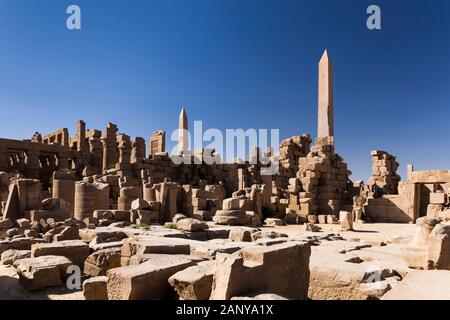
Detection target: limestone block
<box><xmin>265</xmin><ymin>218</ymin><xmax>284</xmax><ymax>226</ymax></box>
<box><xmin>326</xmin><ymin>215</ymin><xmax>337</xmax><ymax>224</ymax></box>
<box><xmin>121</xmin><ymin>238</ymin><xmax>190</xmax><ymax>258</ymax></box>
<box><xmin>107</xmin><ymin>255</ymin><xmax>199</xmax><ymax>300</ymax></box>
<box><xmin>172</xmin><ymin>214</ymin><xmax>187</xmax><ymax>223</ymax></box>
<box><xmin>168</xmin><ymin>261</ymin><xmax>215</xmax><ymax>300</ymax></box>
<box><xmin>32</xmin><ymin>240</ymin><xmax>90</xmax><ymax>268</ymax></box>
<box><xmin>307</xmin><ymin>215</ymin><xmax>318</xmax><ymax>224</ymax></box>
<box><xmin>134</xmin><ymin>210</ymin><xmax>159</xmax><ymax>225</ymax></box>
<box><xmin>0</xmin><ymin>219</ymin><xmax>13</xmax><ymax>229</ymax></box>
<box><xmin>15</xmin><ymin>255</ymin><xmax>72</xmax><ymax>291</ymax></box>
<box><xmin>213</xmin><ymin>210</ymin><xmax>249</xmax><ymax>226</ymax></box>
<box><xmin>210</xmin><ymin>242</ymin><xmax>311</xmax><ymax>300</ymax></box>
<box><xmin>83</xmin><ymin>276</ymin><xmax>108</xmax><ymax>300</ymax></box>
<box><xmin>16</xmin><ymin>218</ymin><xmax>31</xmax><ymax>229</ymax></box>
<box><xmin>340</xmin><ymin>211</ymin><xmax>353</xmax><ymax>231</ymax></box>
<box><xmin>84</xmin><ymin>247</ymin><xmax>121</xmax><ymax>277</ymax></box>
<box><xmin>229</xmin><ymin>227</ymin><xmax>258</xmax><ymax>242</ymax></box>
<box><xmin>427</xmin><ymin>224</ymin><xmax>450</xmax><ymax>270</ymax></box>
<box><xmin>318</xmin><ymin>215</ymin><xmax>327</xmax><ymax>224</ymax></box>
<box><xmin>131</xmin><ymin>198</ymin><xmax>149</xmax><ymax>210</ymax></box>
<box><xmin>430</xmin><ymin>193</ymin><xmax>447</xmax><ymax>205</ymax></box>
<box><xmin>1</xmin><ymin>249</ymin><xmax>30</xmax><ymax>265</ymax></box>
<box><xmin>176</xmin><ymin>218</ymin><xmax>208</xmax><ymax>232</ymax></box>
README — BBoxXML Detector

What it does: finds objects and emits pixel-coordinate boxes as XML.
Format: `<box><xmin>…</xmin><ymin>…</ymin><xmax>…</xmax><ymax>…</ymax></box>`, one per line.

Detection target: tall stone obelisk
<box><xmin>178</xmin><ymin>108</ymin><xmax>189</xmax><ymax>155</ymax></box>
<box><xmin>317</xmin><ymin>50</ymin><xmax>334</xmax><ymax>140</ymax></box>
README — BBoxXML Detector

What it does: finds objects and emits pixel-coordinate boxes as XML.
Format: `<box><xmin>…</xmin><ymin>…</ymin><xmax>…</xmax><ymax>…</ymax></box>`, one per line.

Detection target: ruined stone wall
<box><xmin>292</xmin><ymin>137</ymin><xmax>350</xmax><ymax>217</ymax></box>
<box><xmin>277</xmin><ymin>135</ymin><xmax>311</xmax><ymax>190</ymax></box>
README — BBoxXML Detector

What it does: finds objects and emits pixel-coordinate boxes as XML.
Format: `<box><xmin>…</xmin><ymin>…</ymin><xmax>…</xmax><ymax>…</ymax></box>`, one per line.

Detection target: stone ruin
<box><xmin>0</xmin><ymin>50</ymin><xmax>449</xmax><ymax>300</ymax></box>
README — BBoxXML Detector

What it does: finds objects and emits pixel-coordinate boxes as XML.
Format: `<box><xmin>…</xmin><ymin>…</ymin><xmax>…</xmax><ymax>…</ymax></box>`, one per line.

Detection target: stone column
<box><xmin>74</xmin><ymin>181</ymin><xmax>110</xmax><ymax>221</ymax></box>
<box><xmin>89</xmin><ymin>137</ymin><xmax>103</xmax><ymax>170</ymax></box>
<box><xmin>0</xmin><ymin>144</ymin><xmax>7</xmax><ymax>172</ymax></box>
<box><xmin>77</xmin><ymin>120</ymin><xmax>87</xmax><ymax>153</ymax></box>
<box><xmin>57</xmin><ymin>152</ymin><xmax>69</xmax><ymax>171</ymax></box>
<box><xmin>101</xmin><ymin>123</ymin><xmax>118</xmax><ymax>170</ymax></box>
<box><xmin>53</xmin><ymin>171</ymin><xmax>76</xmax><ymax>218</ymax></box>
<box><xmin>131</xmin><ymin>137</ymin><xmax>146</xmax><ymax>162</ymax></box>
<box><xmin>101</xmin><ymin>136</ymin><xmax>108</xmax><ymax>170</ymax></box>
<box><xmin>25</xmin><ymin>150</ymin><xmax>40</xmax><ymax>179</ymax></box>
<box><xmin>117</xmin><ymin>135</ymin><xmax>132</xmax><ymax>177</ymax></box>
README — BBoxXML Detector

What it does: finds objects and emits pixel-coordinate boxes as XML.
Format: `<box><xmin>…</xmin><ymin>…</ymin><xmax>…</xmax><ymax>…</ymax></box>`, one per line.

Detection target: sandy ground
<box><xmin>270</xmin><ymin>222</ymin><xmax>415</xmax><ymax>243</ymax></box>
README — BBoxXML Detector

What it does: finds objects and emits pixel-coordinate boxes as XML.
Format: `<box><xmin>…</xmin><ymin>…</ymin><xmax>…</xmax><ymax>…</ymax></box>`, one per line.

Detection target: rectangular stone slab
<box><xmin>107</xmin><ymin>254</ymin><xmax>199</xmax><ymax>300</ymax></box>
<box><xmin>31</xmin><ymin>240</ymin><xmax>90</xmax><ymax>268</ymax></box>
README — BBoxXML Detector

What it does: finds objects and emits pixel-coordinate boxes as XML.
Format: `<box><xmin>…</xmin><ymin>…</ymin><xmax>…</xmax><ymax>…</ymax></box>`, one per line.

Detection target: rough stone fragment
<box><xmin>83</xmin><ymin>276</ymin><xmax>108</xmax><ymax>300</ymax></box>
<box><xmin>265</xmin><ymin>218</ymin><xmax>284</xmax><ymax>227</ymax></box>
<box><xmin>15</xmin><ymin>255</ymin><xmax>72</xmax><ymax>291</ymax></box>
<box><xmin>107</xmin><ymin>254</ymin><xmax>199</xmax><ymax>300</ymax></box>
<box><xmin>1</xmin><ymin>249</ymin><xmax>30</xmax><ymax>265</ymax></box>
<box><xmin>210</xmin><ymin>242</ymin><xmax>311</xmax><ymax>300</ymax></box>
<box><xmin>32</xmin><ymin>240</ymin><xmax>90</xmax><ymax>268</ymax></box>
<box><xmin>176</xmin><ymin>218</ymin><xmax>208</xmax><ymax>232</ymax></box>
<box><xmin>84</xmin><ymin>247</ymin><xmax>121</xmax><ymax>277</ymax></box>
<box><xmin>169</xmin><ymin>261</ymin><xmax>215</xmax><ymax>300</ymax></box>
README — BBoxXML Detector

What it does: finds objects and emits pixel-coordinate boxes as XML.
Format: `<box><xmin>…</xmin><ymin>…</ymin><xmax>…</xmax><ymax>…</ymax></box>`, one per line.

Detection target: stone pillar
<box><xmin>149</xmin><ymin>131</ymin><xmax>166</xmax><ymax>156</ymax></box>
<box><xmin>77</xmin><ymin>120</ymin><xmax>87</xmax><ymax>153</ymax></box>
<box><xmin>25</xmin><ymin>150</ymin><xmax>40</xmax><ymax>179</ymax></box>
<box><xmin>53</xmin><ymin>171</ymin><xmax>77</xmax><ymax>218</ymax></box>
<box><xmin>0</xmin><ymin>144</ymin><xmax>7</xmax><ymax>172</ymax></box>
<box><xmin>318</xmin><ymin>50</ymin><xmax>334</xmax><ymax>140</ymax></box>
<box><xmin>74</xmin><ymin>181</ymin><xmax>110</xmax><ymax>221</ymax></box>
<box><xmin>101</xmin><ymin>123</ymin><xmax>118</xmax><ymax>170</ymax></box>
<box><xmin>89</xmin><ymin>137</ymin><xmax>103</xmax><ymax>170</ymax></box>
<box><xmin>143</xmin><ymin>183</ymin><xmax>156</xmax><ymax>202</ymax></box>
<box><xmin>57</xmin><ymin>152</ymin><xmax>69</xmax><ymax>171</ymax></box>
<box><xmin>118</xmin><ymin>186</ymin><xmax>142</xmax><ymax>211</ymax></box>
<box><xmin>101</xmin><ymin>137</ymin><xmax>108</xmax><ymax>170</ymax></box>
<box><xmin>15</xmin><ymin>179</ymin><xmax>41</xmax><ymax>217</ymax></box>
<box><xmin>237</xmin><ymin>168</ymin><xmax>246</xmax><ymax>191</ymax></box>
<box><xmin>117</xmin><ymin>135</ymin><xmax>132</xmax><ymax>177</ymax></box>
<box><xmin>159</xmin><ymin>182</ymin><xmax>179</xmax><ymax>223</ymax></box>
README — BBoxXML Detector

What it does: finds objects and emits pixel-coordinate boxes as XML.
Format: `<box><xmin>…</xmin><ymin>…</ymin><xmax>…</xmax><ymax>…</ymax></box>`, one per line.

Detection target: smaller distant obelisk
<box><xmin>317</xmin><ymin>50</ymin><xmax>334</xmax><ymax>140</ymax></box>
<box><xmin>178</xmin><ymin>108</ymin><xmax>189</xmax><ymax>155</ymax></box>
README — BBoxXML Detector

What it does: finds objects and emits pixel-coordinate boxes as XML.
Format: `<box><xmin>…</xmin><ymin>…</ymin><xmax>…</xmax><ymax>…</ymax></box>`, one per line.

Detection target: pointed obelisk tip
<box><xmin>320</xmin><ymin>49</ymin><xmax>330</xmax><ymax>62</ymax></box>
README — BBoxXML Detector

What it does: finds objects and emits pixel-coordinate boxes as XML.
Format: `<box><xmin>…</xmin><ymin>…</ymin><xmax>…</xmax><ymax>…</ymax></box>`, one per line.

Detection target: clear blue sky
<box><xmin>0</xmin><ymin>0</ymin><xmax>449</xmax><ymax>181</ymax></box>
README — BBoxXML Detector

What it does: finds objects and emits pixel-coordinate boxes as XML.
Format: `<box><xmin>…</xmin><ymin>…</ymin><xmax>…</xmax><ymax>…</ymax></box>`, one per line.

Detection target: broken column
<box><xmin>52</xmin><ymin>171</ymin><xmax>77</xmax><ymax>218</ymax></box>
<box><xmin>74</xmin><ymin>181</ymin><xmax>110</xmax><ymax>221</ymax></box>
